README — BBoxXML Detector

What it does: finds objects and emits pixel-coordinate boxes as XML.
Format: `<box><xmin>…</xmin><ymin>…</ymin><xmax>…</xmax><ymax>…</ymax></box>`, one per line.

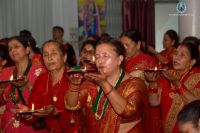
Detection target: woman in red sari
<box><xmin>120</xmin><ymin>29</ymin><xmax>158</xmax><ymax>133</ymax></box>
<box><xmin>145</xmin><ymin>42</ymin><xmax>200</xmax><ymax>133</ymax></box>
<box><xmin>120</xmin><ymin>29</ymin><xmax>155</xmax><ymax>80</ymax></box>
<box><xmin>18</xmin><ymin>40</ymin><xmax>79</xmax><ymax>132</ymax></box>
<box><xmin>1</xmin><ymin>36</ymin><xmax>47</xmax><ymax>133</ymax></box>
<box><xmin>147</xmin><ymin>29</ymin><xmax>179</xmax><ymax>69</ymax></box>
<box><xmin>65</xmin><ymin>37</ymin><xmax>148</xmax><ymax>133</ymax></box>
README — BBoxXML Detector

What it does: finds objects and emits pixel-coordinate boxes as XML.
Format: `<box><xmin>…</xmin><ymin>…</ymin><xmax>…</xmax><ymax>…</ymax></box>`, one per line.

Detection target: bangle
<box><xmin>105</xmin><ymin>89</ymin><xmax>113</xmax><ymax>95</ymax></box>
<box><xmin>178</xmin><ymin>84</ymin><xmax>186</xmax><ymax>94</ymax></box>
<box><xmin>149</xmin><ymin>87</ymin><xmax>158</xmax><ymax>93</ymax></box>
<box><xmin>69</xmin><ymin>89</ymin><xmax>79</xmax><ymax>93</ymax></box>
<box><xmin>65</xmin><ymin>101</ymin><xmax>82</xmax><ymax>111</ymax></box>
<box><xmin>25</xmin><ymin>115</ymin><xmax>33</xmax><ymax>120</ymax></box>
<box><xmin>69</xmin><ymin>85</ymin><xmax>79</xmax><ymax>93</ymax></box>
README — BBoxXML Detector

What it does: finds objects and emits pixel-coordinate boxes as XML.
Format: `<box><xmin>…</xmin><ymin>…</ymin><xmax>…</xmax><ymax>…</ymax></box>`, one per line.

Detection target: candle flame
<box><xmin>83</xmin><ymin>66</ymin><xmax>87</xmax><ymax>71</ymax></box>
<box><xmin>155</xmin><ymin>67</ymin><xmax>158</xmax><ymax>71</ymax></box>
<box><xmin>10</xmin><ymin>74</ymin><xmax>13</xmax><ymax>80</ymax></box>
<box><xmin>92</xmin><ymin>56</ymin><xmax>95</xmax><ymax>62</ymax></box>
<box><xmin>31</xmin><ymin>103</ymin><xmax>34</xmax><ymax>111</ymax></box>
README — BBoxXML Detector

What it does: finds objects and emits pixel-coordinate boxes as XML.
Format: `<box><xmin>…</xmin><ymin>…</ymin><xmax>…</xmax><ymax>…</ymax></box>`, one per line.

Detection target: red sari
<box><xmin>158</xmin><ymin>67</ymin><xmax>200</xmax><ymax>132</ymax></box>
<box><xmin>0</xmin><ymin>67</ymin><xmax>15</xmax><ymax>128</ymax></box>
<box><xmin>80</xmin><ymin>76</ymin><xmax>148</xmax><ymax>133</ymax></box>
<box><xmin>125</xmin><ymin>51</ymin><xmax>155</xmax><ymax>73</ymax></box>
<box><xmin>156</xmin><ymin>47</ymin><xmax>176</xmax><ymax>69</ymax></box>
<box><xmin>125</xmin><ymin>51</ymin><xmax>160</xmax><ymax>133</ymax></box>
<box><xmin>27</xmin><ymin>69</ymin><xmax>79</xmax><ymax>133</ymax></box>
<box><xmin>1</xmin><ymin>63</ymin><xmax>47</xmax><ymax>133</ymax></box>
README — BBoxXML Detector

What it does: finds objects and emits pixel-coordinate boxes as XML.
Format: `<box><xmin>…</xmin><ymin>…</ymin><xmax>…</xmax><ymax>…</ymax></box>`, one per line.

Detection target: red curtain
<box><xmin>122</xmin><ymin>0</ymin><xmax>155</xmax><ymax>48</ymax></box>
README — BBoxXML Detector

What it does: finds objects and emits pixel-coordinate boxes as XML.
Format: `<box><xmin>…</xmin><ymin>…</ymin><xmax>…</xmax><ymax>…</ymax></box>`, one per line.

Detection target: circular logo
<box><xmin>176</xmin><ymin>0</ymin><xmax>187</xmax><ymax>14</ymax></box>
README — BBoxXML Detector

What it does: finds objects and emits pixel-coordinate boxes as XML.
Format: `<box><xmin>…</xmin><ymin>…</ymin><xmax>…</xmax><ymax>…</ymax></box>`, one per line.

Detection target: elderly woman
<box><xmin>65</xmin><ymin>37</ymin><xmax>148</xmax><ymax>133</ymax></box>
<box><xmin>18</xmin><ymin>40</ymin><xmax>79</xmax><ymax>132</ymax></box>
<box><xmin>145</xmin><ymin>42</ymin><xmax>200</xmax><ymax>133</ymax></box>
<box><xmin>1</xmin><ymin>36</ymin><xmax>46</xmax><ymax>132</ymax></box>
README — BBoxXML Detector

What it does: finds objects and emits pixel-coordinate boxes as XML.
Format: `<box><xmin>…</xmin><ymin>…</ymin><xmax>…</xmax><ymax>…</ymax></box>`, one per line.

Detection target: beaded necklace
<box><xmin>10</xmin><ymin>62</ymin><xmax>32</xmax><ymax>105</ymax></box>
<box><xmin>92</xmin><ymin>70</ymin><xmax>125</xmax><ymax>120</ymax></box>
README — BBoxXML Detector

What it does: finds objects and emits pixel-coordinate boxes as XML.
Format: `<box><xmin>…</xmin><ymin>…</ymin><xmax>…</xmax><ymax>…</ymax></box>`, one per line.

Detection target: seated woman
<box><xmin>1</xmin><ymin>36</ymin><xmax>46</xmax><ymax>133</ymax></box>
<box><xmin>65</xmin><ymin>37</ymin><xmax>149</xmax><ymax>133</ymax></box>
<box><xmin>18</xmin><ymin>40</ymin><xmax>79</xmax><ymax>132</ymax></box>
<box><xmin>120</xmin><ymin>29</ymin><xmax>155</xmax><ymax>80</ymax></box>
<box><xmin>145</xmin><ymin>42</ymin><xmax>200</xmax><ymax>133</ymax></box>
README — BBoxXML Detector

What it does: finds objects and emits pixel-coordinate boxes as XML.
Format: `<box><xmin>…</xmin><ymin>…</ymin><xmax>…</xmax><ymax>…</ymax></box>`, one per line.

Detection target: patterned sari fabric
<box><xmin>27</xmin><ymin>69</ymin><xmax>79</xmax><ymax>133</ymax></box>
<box><xmin>125</xmin><ymin>51</ymin><xmax>155</xmax><ymax>72</ymax></box>
<box><xmin>158</xmin><ymin>67</ymin><xmax>200</xmax><ymax>133</ymax></box>
<box><xmin>80</xmin><ymin>77</ymin><xmax>148</xmax><ymax>133</ymax></box>
<box><xmin>0</xmin><ymin>67</ymin><xmax>15</xmax><ymax>128</ymax></box>
<box><xmin>124</xmin><ymin>51</ymin><xmax>160</xmax><ymax>133</ymax></box>
<box><xmin>125</xmin><ymin>51</ymin><xmax>155</xmax><ymax>80</ymax></box>
<box><xmin>157</xmin><ymin>48</ymin><xmax>176</xmax><ymax>69</ymax></box>
<box><xmin>1</xmin><ymin>64</ymin><xmax>47</xmax><ymax>133</ymax></box>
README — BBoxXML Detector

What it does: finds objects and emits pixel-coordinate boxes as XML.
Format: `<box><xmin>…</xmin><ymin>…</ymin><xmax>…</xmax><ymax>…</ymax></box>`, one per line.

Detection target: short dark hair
<box><xmin>8</xmin><ymin>36</ymin><xmax>29</xmax><ymax>48</ymax></box>
<box><xmin>0</xmin><ymin>45</ymin><xmax>13</xmax><ymax>67</ymax></box>
<box><xmin>120</xmin><ymin>29</ymin><xmax>142</xmax><ymax>43</ymax></box>
<box><xmin>177</xmin><ymin>100</ymin><xmax>200</xmax><ymax>129</ymax></box>
<box><xmin>53</xmin><ymin>26</ymin><xmax>64</xmax><ymax>34</ymax></box>
<box><xmin>19</xmin><ymin>29</ymin><xmax>32</xmax><ymax>37</ymax></box>
<box><xmin>97</xmin><ymin>37</ymin><xmax>126</xmax><ymax>68</ymax></box>
<box><xmin>182</xmin><ymin>36</ymin><xmax>200</xmax><ymax>47</ymax></box>
<box><xmin>81</xmin><ymin>40</ymin><xmax>97</xmax><ymax>52</ymax></box>
<box><xmin>165</xmin><ymin>29</ymin><xmax>179</xmax><ymax>47</ymax></box>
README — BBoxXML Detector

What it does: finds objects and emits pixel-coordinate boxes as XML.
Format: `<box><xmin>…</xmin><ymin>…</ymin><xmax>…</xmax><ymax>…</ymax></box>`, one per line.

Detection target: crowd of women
<box><xmin>0</xmin><ymin>28</ymin><xmax>199</xmax><ymax>133</ymax></box>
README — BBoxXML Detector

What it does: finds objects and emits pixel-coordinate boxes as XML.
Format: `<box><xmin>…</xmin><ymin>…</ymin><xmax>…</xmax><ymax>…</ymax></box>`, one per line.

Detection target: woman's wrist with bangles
<box><xmin>149</xmin><ymin>87</ymin><xmax>158</xmax><ymax>93</ymax></box>
<box><xmin>69</xmin><ymin>84</ymin><xmax>80</xmax><ymax>93</ymax></box>
<box><xmin>149</xmin><ymin>83</ymin><xmax>158</xmax><ymax>93</ymax></box>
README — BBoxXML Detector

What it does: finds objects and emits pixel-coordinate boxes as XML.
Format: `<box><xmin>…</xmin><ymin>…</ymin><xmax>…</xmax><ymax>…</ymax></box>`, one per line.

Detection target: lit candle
<box><xmin>82</xmin><ymin>66</ymin><xmax>87</xmax><ymax>72</ymax></box>
<box><xmin>154</xmin><ymin>67</ymin><xmax>158</xmax><ymax>71</ymax></box>
<box><xmin>10</xmin><ymin>74</ymin><xmax>13</xmax><ymax>81</ymax></box>
<box><xmin>84</xmin><ymin>65</ymin><xmax>87</xmax><ymax>70</ymax></box>
<box><xmin>31</xmin><ymin>103</ymin><xmax>34</xmax><ymax>111</ymax></box>
<box><xmin>92</xmin><ymin>56</ymin><xmax>95</xmax><ymax>62</ymax></box>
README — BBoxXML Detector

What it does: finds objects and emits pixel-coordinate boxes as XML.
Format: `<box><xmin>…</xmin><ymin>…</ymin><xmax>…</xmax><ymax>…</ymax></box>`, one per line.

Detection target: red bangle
<box><xmin>178</xmin><ymin>84</ymin><xmax>186</xmax><ymax>94</ymax></box>
<box><xmin>149</xmin><ymin>87</ymin><xmax>158</xmax><ymax>93</ymax></box>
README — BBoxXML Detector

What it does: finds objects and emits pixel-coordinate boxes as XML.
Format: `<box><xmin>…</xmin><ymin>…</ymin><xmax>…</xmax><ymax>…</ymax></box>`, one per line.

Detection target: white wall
<box><xmin>0</xmin><ymin>0</ymin><xmax>78</xmax><ymax>49</ymax></box>
<box><xmin>52</xmin><ymin>0</ymin><xmax>79</xmax><ymax>57</ymax></box>
<box><xmin>155</xmin><ymin>3</ymin><xmax>179</xmax><ymax>52</ymax></box>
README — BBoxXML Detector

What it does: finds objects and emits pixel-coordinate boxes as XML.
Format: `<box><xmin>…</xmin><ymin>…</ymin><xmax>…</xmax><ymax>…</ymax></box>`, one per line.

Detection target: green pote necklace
<box><xmin>10</xmin><ymin>62</ymin><xmax>32</xmax><ymax>105</ymax></box>
<box><xmin>92</xmin><ymin>70</ymin><xmax>125</xmax><ymax>120</ymax></box>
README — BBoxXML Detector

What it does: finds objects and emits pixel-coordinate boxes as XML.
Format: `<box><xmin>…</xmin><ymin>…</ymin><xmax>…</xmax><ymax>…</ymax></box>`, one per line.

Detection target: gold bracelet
<box><xmin>69</xmin><ymin>85</ymin><xmax>79</xmax><ymax>93</ymax></box>
<box><xmin>25</xmin><ymin>115</ymin><xmax>33</xmax><ymax>120</ymax></box>
<box><xmin>69</xmin><ymin>89</ymin><xmax>79</xmax><ymax>93</ymax></box>
<box><xmin>65</xmin><ymin>101</ymin><xmax>82</xmax><ymax>111</ymax></box>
